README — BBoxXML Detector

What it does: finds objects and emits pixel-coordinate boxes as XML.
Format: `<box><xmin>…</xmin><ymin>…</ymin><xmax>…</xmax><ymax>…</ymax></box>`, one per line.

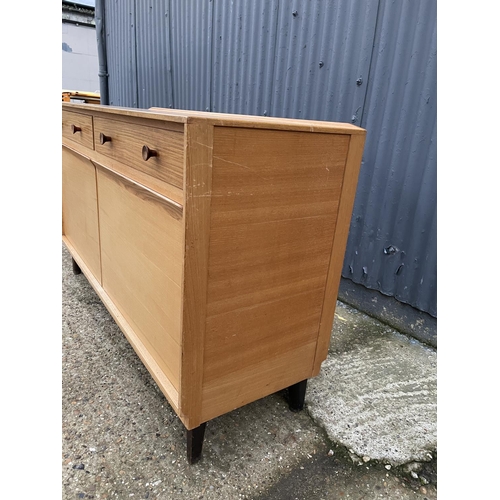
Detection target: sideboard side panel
<box><xmin>313</xmin><ymin>132</ymin><xmax>366</xmax><ymax>374</ymax></box>
<box><xmin>201</xmin><ymin>126</ymin><xmax>350</xmax><ymax>422</ymax></box>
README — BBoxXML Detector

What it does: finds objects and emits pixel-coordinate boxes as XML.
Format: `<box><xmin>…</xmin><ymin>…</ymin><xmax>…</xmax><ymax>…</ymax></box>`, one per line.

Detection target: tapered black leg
<box><xmin>287</xmin><ymin>379</ymin><xmax>308</xmax><ymax>412</ymax></box>
<box><xmin>187</xmin><ymin>422</ymin><xmax>206</xmax><ymax>464</ymax></box>
<box><xmin>72</xmin><ymin>257</ymin><xmax>82</xmax><ymax>275</ymax></box>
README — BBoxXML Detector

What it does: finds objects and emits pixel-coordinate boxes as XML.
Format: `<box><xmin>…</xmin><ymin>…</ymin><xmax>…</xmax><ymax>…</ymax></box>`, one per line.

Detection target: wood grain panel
<box><xmin>62</xmin><ymin>110</ymin><xmax>94</xmax><ymax>150</ymax></box>
<box><xmin>204</xmin><ymin>288</ymin><xmax>324</xmax><ymax>382</ymax></box>
<box><xmin>94</xmin><ymin>116</ymin><xmax>184</xmax><ymax>189</ymax></box>
<box><xmin>201</xmin><ymin>127</ymin><xmax>348</xmax><ymax>419</ymax></box>
<box><xmin>62</xmin><ymin>146</ymin><xmax>101</xmax><ymax>282</ymax></box>
<box><xmin>179</xmin><ymin>120</ymin><xmax>214</xmax><ymax>429</ymax></box>
<box><xmin>97</xmin><ymin>167</ymin><xmax>183</xmax><ymax>390</ymax></box>
<box><xmin>201</xmin><ymin>341</ymin><xmax>317</xmax><ymax>423</ymax></box>
<box><xmin>313</xmin><ymin>132</ymin><xmax>366</xmax><ymax>374</ymax></box>
<box><xmin>210</xmin><ymin>128</ymin><xmax>349</xmax><ymax>226</ymax></box>
<box><xmin>94</xmin><ymin>161</ymin><xmax>183</xmax><ymax>221</ymax></box>
<box><xmin>206</xmin><ymin>216</ymin><xmax>336</xmax><ymax>317</ymax></box>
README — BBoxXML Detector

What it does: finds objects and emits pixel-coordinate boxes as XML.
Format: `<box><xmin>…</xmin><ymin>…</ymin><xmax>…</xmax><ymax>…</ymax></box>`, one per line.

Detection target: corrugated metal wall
<box><xmin>170</xmin><ymin>0</ymin><xmax>213</xmax><ymax>110</ymax></box>
<box><xmin>346</xmin><ymin>0</ymin><xmax>437</xmax><ymax>316</ymax></box>
<box><xmin>135</xmin><ymin>0</ymin><xmax>174</xmax><ymax>109</ymax></box>
<box><xmin>100</xmin><ymin>0</ymin><xmax>437</xmax><ymax>317</ymax></box>
<box><xmin>105</xmin><ymin>0</ymin><xmax>138</xmax><ymax>107</ymax></box>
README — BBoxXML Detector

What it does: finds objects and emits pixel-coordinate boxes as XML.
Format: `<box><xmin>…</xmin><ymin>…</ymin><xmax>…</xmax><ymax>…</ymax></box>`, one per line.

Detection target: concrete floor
<box><xmin>62</xmin><ymin>244</ymin><xmax>437</xmax><ymax>499</ymax></box>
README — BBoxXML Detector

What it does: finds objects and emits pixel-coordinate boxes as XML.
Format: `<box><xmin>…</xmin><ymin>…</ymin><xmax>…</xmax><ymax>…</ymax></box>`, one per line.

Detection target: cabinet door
<box><xmin>62</xmin><ymin>146</ymin><xmax>101</xmax><ymax>282</ymax></box>
<box><xmin>96</xmin><ymin>166</ymin><xmax>183</xmax><ymax>392</ymax></box>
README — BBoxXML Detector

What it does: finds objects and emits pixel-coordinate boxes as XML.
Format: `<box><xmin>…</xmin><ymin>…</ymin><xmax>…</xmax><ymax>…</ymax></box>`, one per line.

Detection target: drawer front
<box><xmin>62</xmin><ymin>110</ymin><xmax>94</xmax><ymax>149</ymax></box>
<box><xmin>94</xmin><ymin>117</ymin><xmax>185</xmax><ymax>189</ymax></box>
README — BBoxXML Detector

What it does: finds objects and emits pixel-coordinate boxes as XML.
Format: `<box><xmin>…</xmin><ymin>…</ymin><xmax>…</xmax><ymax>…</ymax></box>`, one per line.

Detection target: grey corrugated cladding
<box><xmin>105</xmin><ymin>0</ymin><xmax>137</xmax><ymax>107</ymax></box>
<box><xmin>346</xmin><ymin>0</ymin><xmax>437</xmax><ymax>317</ymax></box>
<box><xmin>170</xmin><ymin>0</ymin><xmax>213</xmax><ymax>110</ymax></box>
<box><xmin>99</xmin><ymin>0</ymin><xmax>437</xmax><ymax>317</ymax></box>
<box><xmin>135</xmin><ymin>1</ymin><xmax>174</xmax><ymax>109</ymax></box>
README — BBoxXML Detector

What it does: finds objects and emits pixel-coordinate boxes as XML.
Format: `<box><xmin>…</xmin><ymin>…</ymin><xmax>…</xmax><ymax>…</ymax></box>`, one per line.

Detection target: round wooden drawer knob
<box><xmin>71</xmin><ymin>124</ymin><xmax>81</xmax><ymax>134</ymax></box>
<box><xmin>100</xmin><ymin>132</ymin><xmax>112</xmax><ymax>145</ymax></box>
<box><xmin>142</xmin><ymin>145</ymin><xmax>158</xmax><ymax>161</ymax></box>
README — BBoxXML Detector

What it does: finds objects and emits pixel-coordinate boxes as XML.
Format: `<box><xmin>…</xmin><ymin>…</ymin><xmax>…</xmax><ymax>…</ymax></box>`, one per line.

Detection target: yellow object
<box><xmin>62</xmin><ymin>90</ymin><xmax>100</xmax><ymax>104</ymax></box>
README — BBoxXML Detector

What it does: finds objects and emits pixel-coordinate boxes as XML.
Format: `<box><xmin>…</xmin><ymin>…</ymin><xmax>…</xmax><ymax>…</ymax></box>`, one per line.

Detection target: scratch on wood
<box><xmin>194</xmin><ymin>141</ymin><xmax>213</xmax><ymax>149</ymax></box>
<box><xmin>213</xmin><ymin>156</ymin><xmax>271</xmax><ymax>181</ymax></box>
<box><xmin>213</xmin><ymin>156</ymin><xmax>252</xmax><ymax>171</ymax></box>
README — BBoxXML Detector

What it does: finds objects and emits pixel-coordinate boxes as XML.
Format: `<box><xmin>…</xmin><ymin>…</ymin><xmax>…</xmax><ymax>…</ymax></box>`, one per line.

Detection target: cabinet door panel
<box><xmin>96</xmin><ymin>167</ymin><xmax>183</xmax><ymax>391</ymax></box>
<box><xmin>62</xmin><ymin>146</ymin><xmax>101</xmax><ymax>282</ymax></box>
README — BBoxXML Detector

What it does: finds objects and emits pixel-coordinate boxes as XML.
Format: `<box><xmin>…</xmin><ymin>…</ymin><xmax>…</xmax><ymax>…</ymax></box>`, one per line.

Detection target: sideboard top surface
<box><xmin>62</xmin><ymin>102</ymin><xmax>366</xmax><ymax>135</ymax></box>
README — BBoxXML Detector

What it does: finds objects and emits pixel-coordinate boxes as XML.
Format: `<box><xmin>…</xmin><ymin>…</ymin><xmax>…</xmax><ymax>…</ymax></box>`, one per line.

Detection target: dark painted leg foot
<box><xmin>288</xmin><ymin>379</ymin><xmax>308</xmax><ymax>412</ymax></box>
<box><xmin>187</xmin><ymin>422</ymin><xmax>206</xmax><ymax>464</ymax></box>
<box><xmin>72</xmin><ymin>257</ymin><xmax>81</xmax><ymax>275</ymax></box>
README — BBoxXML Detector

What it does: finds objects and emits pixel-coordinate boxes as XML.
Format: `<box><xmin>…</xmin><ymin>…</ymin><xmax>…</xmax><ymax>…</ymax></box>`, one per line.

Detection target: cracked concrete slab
<box><xmin>306</xmin><ymin>302</ymin><xmax>437</xmax><ymax>466</ymax></box>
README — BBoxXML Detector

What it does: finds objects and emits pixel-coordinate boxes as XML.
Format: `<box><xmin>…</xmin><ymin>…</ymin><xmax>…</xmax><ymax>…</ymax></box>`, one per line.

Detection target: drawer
<box><xmin>62</xmin><ymin>110</ymin><xmax>94</xmax><ymax>150</ymax></box>
<box><xmin>94</xmin><ymin>116</ymin><xmax>185</xmax><ymax>190</ymax></box>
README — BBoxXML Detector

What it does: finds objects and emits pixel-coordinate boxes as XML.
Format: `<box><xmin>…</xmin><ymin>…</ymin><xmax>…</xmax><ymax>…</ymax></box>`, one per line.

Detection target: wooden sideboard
<box><xmin>62</xmin><ymin>102</ymin><xmax>365</xmax><ymax>463</ymax></box>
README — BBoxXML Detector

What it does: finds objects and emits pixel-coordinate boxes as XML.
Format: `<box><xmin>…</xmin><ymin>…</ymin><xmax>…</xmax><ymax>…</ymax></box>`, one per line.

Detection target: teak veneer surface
<box><xmin>62</xmin><ymin>110</ymin><xmax>94</xmax><ymax>150</ymax></box>
<box><xmin>97</xmin><ymin>166</ymin><xmax>183</xmax><ymax>390</ymax></box>
<box><xmin>94</xmin><ymin>116</ymin><xmax>185</xmax><ymax>189</ymax></box>
<box><xmin>200</xmin><ymin>127</ymin><xmax>349</xmax><ymax>421</ymax></box>
<box><xmin>62</xmin><ymin>146</ymin><xmax>101</xmax><ymax>282</ymax></box>
<box><xmin>62</xmin><ymin>102</ymin><xmax>366</xmax><ymax>431</ymax></box>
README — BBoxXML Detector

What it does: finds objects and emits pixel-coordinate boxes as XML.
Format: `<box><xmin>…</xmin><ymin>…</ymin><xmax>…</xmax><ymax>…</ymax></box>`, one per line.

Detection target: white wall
<box><xmin>62</xmin><ymin>22</ymin><xmax>99</xmax><ymax>92</ymax></box>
